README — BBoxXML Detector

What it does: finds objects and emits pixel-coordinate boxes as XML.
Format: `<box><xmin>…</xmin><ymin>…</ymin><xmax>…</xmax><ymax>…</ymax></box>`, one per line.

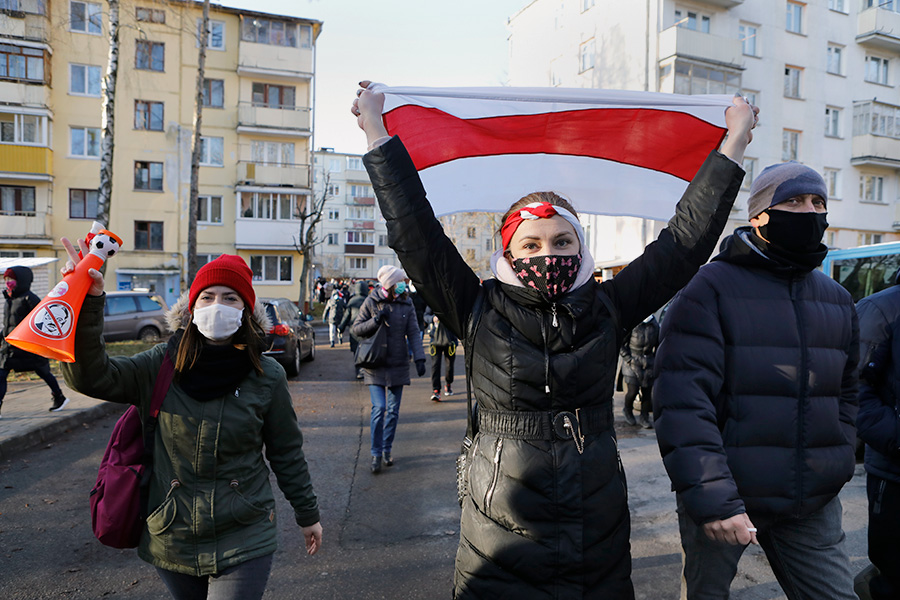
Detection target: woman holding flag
<box><xmin>352</xmin><ymin>82</ymin><xmax>757</xmax><ymax>598</ymax></box>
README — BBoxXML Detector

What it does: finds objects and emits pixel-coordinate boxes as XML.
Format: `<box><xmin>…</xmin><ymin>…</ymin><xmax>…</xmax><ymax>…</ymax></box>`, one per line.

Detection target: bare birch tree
<box><xmin>293</xmin><ymin>172</ymin><xmax>330</xmax><ymax>311</ymax></box>
<box><xmin>186</xmin><ymin>0</ymin><xmax>210</xmax><ymax>284</ymax></box>
<box><xmin>96</xmin><ymin>0</ymin><xmax>119</xmax><ymax>227</ymax></box>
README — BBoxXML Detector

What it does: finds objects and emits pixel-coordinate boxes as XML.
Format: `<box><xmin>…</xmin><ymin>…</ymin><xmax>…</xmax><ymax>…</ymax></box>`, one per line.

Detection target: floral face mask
<box><xmin>510</xmin><ymin>253</ymin><xmax>582</xmax><ymax>301</ymax></box>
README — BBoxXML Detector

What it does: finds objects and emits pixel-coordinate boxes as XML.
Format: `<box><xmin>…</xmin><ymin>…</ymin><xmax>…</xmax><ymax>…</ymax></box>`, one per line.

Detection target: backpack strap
<box><xmin>463</xmin><ymin>287</ymin><xmax>488</xmax><ymax>443</ymax></box>
<box><xmin>139</xmin><ymin>353</ymin><xmax>175</xmax><ymax>517</ymax></box>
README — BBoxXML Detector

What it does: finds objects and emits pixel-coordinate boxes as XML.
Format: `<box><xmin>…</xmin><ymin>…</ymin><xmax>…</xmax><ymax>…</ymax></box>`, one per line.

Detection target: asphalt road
<box><xmin>0</xmin><ymin>332</ymin><xmax>873</xmax><ymax>599</ymax></box>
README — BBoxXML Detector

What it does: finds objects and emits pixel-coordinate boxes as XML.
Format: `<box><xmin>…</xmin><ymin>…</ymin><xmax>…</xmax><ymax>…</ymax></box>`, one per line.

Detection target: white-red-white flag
<box><xmin>371</xmin><ymin>84</ymin><xmax>734</xmax><ymax>220</ymax></box>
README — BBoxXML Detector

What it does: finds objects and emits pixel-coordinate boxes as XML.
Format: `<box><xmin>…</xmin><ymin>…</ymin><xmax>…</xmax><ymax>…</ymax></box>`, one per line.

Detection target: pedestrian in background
<box><xmin>352</xmin><ymin>265</ymin><xmax>426</xmax><ymax>474</ymax></box>
<box><xmin>323</xmin><ymin>290</ymin><xmax>346</xmax><ymax>347</ymax></box>
<box><xmin>353</xmin><ymin>81</ymin><xmax>756</xmax><ymax>598</ymax></box>
<box><xmin>854</xmin><ymin>269</ymin><xmax>900</xmax><ymax>600</ymax></box>
<box><xmin>619</xmin><ymin>313</ymin><xmax>659</xmax><ymax>428</ymax></box>
<box><xmin>1</xmin><ymin>266</ymin><xmax>69</xmax><ymax>416</ymax></box>
<box><xmin>425</xmin><ymin>305</ymin><xmax>458</xmax><ymax>402</ymax></box>
<box><xmin>61</xmin><ymin>248</ymin><xmax>322</xmax><ymax>600</ymax></box>
<box><xmin>653</xmin><ymin>162</ymin><xmax>859</xmax><ymax>600</ymax></box>
<box><xmin>340</xmin><ymin>279</ymin><xmax>371</xmax><ymax>380</ymax></box>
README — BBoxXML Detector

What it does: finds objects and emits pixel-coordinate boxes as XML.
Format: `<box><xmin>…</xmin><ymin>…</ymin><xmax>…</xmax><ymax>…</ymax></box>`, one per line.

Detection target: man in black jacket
<box><xmin>654</xmin><ymin>162</ymin><xmax>859</xmax><ymax>600</ymax></box>
<box><xmin>855</xmin><ymin>269</ymin><xmax>900</xmax><ymax>600</ymax></box>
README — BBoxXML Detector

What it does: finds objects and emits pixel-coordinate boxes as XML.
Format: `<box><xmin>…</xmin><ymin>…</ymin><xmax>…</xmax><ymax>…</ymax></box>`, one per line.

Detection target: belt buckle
<box><xmin>552</xmin><ymin>410</ymin><xmax>585</xmax><ymax>454</ymax></box>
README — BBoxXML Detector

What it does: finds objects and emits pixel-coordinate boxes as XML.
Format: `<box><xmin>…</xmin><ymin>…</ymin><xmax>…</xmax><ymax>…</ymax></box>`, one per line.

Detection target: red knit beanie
<box><xmin>189</xmin><ymin>254</ymin><xmax>255</xmax><ymax>309</ymax></box>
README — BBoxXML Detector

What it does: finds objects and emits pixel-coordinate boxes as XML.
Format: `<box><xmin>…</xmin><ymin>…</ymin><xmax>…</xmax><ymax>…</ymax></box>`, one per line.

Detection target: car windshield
<box><xmin>264</xmin><ymin>304</ymin><xmax>279</xmax><ymax>324</ymax></box>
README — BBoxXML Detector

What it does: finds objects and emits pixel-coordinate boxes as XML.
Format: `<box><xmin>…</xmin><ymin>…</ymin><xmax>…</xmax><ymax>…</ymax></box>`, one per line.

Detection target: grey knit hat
<box><xmin>377</xmin><ymin>265</ymin><xmax>406</xmax><ymax>290</ymax></box>
<box><xmin>747</xmin><ymin>162</ymin><xmax>828</xmax><ymax>219</ymax></box>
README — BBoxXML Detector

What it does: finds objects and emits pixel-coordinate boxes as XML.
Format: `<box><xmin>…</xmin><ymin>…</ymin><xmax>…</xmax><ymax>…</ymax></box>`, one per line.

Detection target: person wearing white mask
<box><xmin>60</xmin><ymin>247</ymin><xmax>322</xmax><ymax>600</ymax></box>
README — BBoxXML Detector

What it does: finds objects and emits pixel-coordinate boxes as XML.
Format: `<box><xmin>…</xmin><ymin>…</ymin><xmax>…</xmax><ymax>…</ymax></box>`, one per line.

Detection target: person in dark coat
<box><xmin>425</xmin><ymin>305</ymin><xmax>458</xmax><ymax>402</ymax></box>
<box><xmin>653</xmin><ymin>162</ymin><xmax>859</xmax><ymax>600</ymax></box>
<box><xmin>340</xmin><ymin>280</ymin><xmax>371</xmax><ymax>380</ymax></box>
<box><xmin>322</xmin><ymin>291</ymin><xmax>346</xmax><ymax>347</ymax></box>
<box><xmin>619</xmin><ymin>314</ymin><xmax>659</xmax><ymax>428</ymax></box>
<box><xmin>1</xmin><ymin>266</ymin><xmax>69</xmax><ymax>415</ymax></box>
<box><xmin>351</xmin><ymin>265</ymin><xmax>426</xmax><ymax>474</ymax></box>
<box><xmin>353</xmin><ymin>82</ymin><xmax>757</xmax><ymax>599</ymax></box>
<box><xmin>854</xmin><ymin>270</ymin><xmax>900</xmax><ymax>600</ymax></box>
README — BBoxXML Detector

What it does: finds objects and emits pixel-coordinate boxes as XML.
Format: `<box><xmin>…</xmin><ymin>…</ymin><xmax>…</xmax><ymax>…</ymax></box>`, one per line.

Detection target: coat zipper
<box><xmin>790</xmin><ymin>274</ymin><xmax>807</xmax><ymax>517</ymax></box>
<box><xmin>484</xmin><ymin>438</ymin><xmax>503</xmax><ymax>514</ymax></box>
<box><xmin>537</xmin><ymin>310</ymin><xmax>551</xmax><ymax>395</ymax></box>
<box><xmin>551</xmin><ymin>303</ymin><xmax>559</xmax><ymax>328</ymax></box>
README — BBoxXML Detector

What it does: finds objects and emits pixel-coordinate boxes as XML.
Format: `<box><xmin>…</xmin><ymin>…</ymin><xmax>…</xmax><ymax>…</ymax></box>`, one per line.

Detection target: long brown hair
<box><xmin>174</xmin><ymin>306</ymin><xmax>265</xmax><ymax>376</ymax></box>
<box><xmin>499</xmin><ymin>192</ymin><xmax>580</xmax><ymax>250</ymax></box>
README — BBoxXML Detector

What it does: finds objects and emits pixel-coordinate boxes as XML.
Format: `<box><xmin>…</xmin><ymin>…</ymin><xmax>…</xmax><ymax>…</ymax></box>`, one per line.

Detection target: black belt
<box><xmin>477</xmin><ymin>405</ymin><xmax>611</xmax><ymax>449</ymax></box>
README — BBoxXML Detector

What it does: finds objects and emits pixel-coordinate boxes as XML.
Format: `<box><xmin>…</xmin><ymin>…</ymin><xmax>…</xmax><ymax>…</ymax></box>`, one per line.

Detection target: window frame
<box><xmin>0</xmin><ymin>185</ymin><xmax>36</xmax><ymax>216</ymax></box>
<box><xmin>134</xmin><ymin>99</ymin><xmax>164</xmax><ymax>131</ymax></box>
<box><xmin>69</xmin><ymin>188</ymin><xmax>99</xmax><ymax>219</ymax></box>
<box><xmin>135</xmin><ymin>40</ymin><xmax>165</xmax><ymax>72</ymax></box>
<box><xmin>201</xmin><ymin>78</ymin><xmax>224</xmax><ymax>108</ymax></box>
<box><xmin>135</xmin><ymin>6</ymin><xmax>165</xmax><ymax>23</ymax></box>
<box><xmin>827</xmin><ymin>44</ymin><xmax>843</xmax><ymax>75</ymax></box>
<box><xmin>825</xmin><ymin>106</ymin><xmax>842</xmax><ymax>138</ymax></box>
<box><xmin>197</xmin><ymin>195</ymin><xmax>223</xmax><ymax>224</ymax></box>
<box><xmin>134</xmin><ymin>220</ymin><xmax>164</xmax><ymax>250</ymax></box>
<box><xmin>865</xmin><ymin>55</ymin><xmax>890</xmax><ymax>85</ymax></box>
<box><xmin>251</xmin><ymin>82</ymin><xmax>296</xmax><ymax>109</ymax></box>
<box><xmin>241</xmin><ymin>17</ymin><xmax>299</xmax><ymax>47</ymax></box>
<box><xmin>784</xmin><ymin>65</ymin><xmax>802</xmax><ymax>99</ymax></box>
<box><xmin>579</xmin><ymin>38</ymin><xmax>595</xmax><ymax>73</ymax></box>
<box><xmin>70</xmin><ymin>0</ymin><xmax>102</xmax><ymax>35</ymax></box>
<box><xmin>739</xmin><ymin>22</ymin><xmax>759</xmax><ymax>57</ymax></box>
<box><xmin>347</xmin><ymin>257</ymin><xmax>368</xmax><ymax>271</ymax></box>
<box><xmin>199</xmin><ymin>136</ymin><xmax>224</xmax><ymax>167</ymax></box>
<box><xmin>197</xmin><ymin>18</ymin><xmax>226</xmax><ymax>51</ymax></box>
<box><xmin>70</xmin><ymin>126</ymin><xmax>101</xmax><ymax>158</ymax></box>
<box><xmin>786</xmin><ymin>1</ymin><xmax>804</xmax><ymax>34</ymax></box>
<box><xmin>823</xmin><ymin>168</ymin><xmax>841</xmax><ymax>200</ymax></box>
<box><xmin>0</xmin><ymin>113</ymin><xmax>47</xmax><ymax>146</ymax></box>
<box><xmin>0</xmin><ymin>44</ymin><xmax>46</xmax><ymax>82</ymax></box>
<box><xmin>250</xmin><ymin>254</ymin><xmax>293</xmax><ymax>283</ymax></box>
<box><xmin>69</xmin><ymin>63</ymin><xmax>102</xmax><ymax>96</ymax></box>
<box><xmin>134</xmin><ymin>160</ymin><xmax>164</xmax><ymax>191</ymax></box>
<box><xmin>859</xmin><ymin>174</ymin><xmax>885</xmax><ymax>204</ymax></box>
<box><xmin>782</xmin><ymin>129</ymin><xmax>801</xmax><ymax>161</ymax></box>
<box><xmin>741</xmin><ymin>157</ymin><xmax>756</xmax><ymax>191</ymax></box>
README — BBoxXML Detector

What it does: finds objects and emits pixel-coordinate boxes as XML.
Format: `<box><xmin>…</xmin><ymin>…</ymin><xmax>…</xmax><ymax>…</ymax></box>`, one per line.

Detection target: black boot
<box><xmin>639</xmin><ymin>407</ymin><xmax>653</xmax><ymax>429</ymax></box>
<box><xmin>371</xmin><ymin>455</ymin><xmax>382</xmax><ymax>474</ymax></box>
<box><xmin>622</xmin><ymin>402</ymin><xmax>637</xmax><ymax>426</ymax></box>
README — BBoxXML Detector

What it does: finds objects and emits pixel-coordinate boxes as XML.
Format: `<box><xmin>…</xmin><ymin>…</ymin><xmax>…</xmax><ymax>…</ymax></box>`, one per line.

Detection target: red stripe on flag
<box><xmin>384</xmin><ymin>105</ymin><xmax>726</xmax><ymax>181</ymax></box>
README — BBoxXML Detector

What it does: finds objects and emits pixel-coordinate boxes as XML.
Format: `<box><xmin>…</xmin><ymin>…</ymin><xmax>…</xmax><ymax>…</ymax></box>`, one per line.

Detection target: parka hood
<box><xmin>166</xmin><ymin>291</ymin><xmax>272</xmax><ymax>333</ymax></box>
<box><xmin>4</xmin><ymin>266</ymin><xmax>33</xmax><ymax>295</ymax></box>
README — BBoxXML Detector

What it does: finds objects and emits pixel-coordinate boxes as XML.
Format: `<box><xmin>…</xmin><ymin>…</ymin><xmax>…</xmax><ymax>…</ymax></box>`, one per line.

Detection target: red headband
<box><xmin>500</xmin><ymin>202</ymin><xmax>560</xmax><ymax>250</ymax></box>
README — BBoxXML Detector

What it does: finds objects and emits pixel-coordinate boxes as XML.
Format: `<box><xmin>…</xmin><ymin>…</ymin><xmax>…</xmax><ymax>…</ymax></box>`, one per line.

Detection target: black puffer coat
<box><xmin>363</xmin><ymin>136</ymin><xmax>743</xmax><ymax>599</ymax></box>
<box><xmin>856</xmin><ymin>282</ymin><xmax>900</xmax><ymax>483</ymax></box>
<box><xmin>620</xmin><ymin>316</ymin><xmax>660</xmax><ymax>387</ymax></box>
<box><xmin>653</xmin><ymin>228</ymin><xmax>859</xmax><ymax>526</ymax></box>
<box><xmin>340</xmin><ymin>281</ymin><xmax>370</xmax><ymax>353</ymax></box>
<box><xmin>1</xmin><ymin>266</ymin><xmax>51</xmax><ymax>372</ymax></box>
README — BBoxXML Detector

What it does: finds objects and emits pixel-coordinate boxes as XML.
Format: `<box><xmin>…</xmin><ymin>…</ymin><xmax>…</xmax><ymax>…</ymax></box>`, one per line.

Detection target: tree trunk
<box><xmin>97</xmin><ymin>0</ymin><xmax>119</xmax><ymax>228</ymax></box>
<box><xmin>187</xmin><ymin>0</ymin><xmax>210</xmax><ymax>286</ymax></box>
<box><xmin>294</xmin><ymin>175</ymin><xmax>329</xmax><ymax>311</ymax></box>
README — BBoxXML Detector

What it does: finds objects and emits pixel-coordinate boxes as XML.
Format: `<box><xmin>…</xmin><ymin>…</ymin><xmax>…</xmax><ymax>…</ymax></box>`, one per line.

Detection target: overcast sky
<box><xmin>222</xmin><ymin>0</ymin><xmax>532</xmax><ymax>154</ymax></box>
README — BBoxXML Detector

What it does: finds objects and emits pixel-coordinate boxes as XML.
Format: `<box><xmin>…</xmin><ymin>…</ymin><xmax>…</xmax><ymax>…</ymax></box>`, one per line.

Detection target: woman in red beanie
<box><xmin>60</xmin><ymin>244</ymin><xmax>322</xmax><ymax>600</ymax></box>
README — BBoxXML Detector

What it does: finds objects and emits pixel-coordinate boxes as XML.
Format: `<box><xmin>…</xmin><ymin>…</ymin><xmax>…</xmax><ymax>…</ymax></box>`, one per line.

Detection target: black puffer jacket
<box><xmin>620</xmin><ymin>316</ymin><xmax>660</xmax><ymax>387</ymax></box>
<box><xmin>856</xmin><ymin>282</ymin><xmax>900</xmax><ymax>483</ymax></box>
<box><xmin>339</xmin><ymin>281</ymin><xmax>370</xmax><ymax>353</ymax></box>
<box><xmin>653</xmin><ymin>228</ymin><xmax>859</xmax><ymax>526</ymax></box>
<box><xmin>351</xmin><ymin>287</ymin><xmax>424</xmax><ymax>387</ymax></box>
<box><xmin>1</xmin><ymin>266</ymin><xmax>50</xmax><ymax>372</ymax></box>
<box><xmin>363</xmin><ymin>136</ymin><xmax>743</xmax><ymax>599</ymax></box>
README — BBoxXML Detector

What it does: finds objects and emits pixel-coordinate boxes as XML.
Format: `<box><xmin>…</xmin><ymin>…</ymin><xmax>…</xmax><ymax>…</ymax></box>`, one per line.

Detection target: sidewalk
<box><xmin>0</xmin><ymin>381</ymin><xmax>121</xmax><ymax>460</ymax></box>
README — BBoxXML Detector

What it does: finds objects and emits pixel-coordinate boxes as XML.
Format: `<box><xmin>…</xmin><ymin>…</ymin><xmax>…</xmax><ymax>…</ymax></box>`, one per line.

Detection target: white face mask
<box><xmin>192</xmin><ymin>303</ymin><xmax>243</xmax><ymax>342</ymax></box>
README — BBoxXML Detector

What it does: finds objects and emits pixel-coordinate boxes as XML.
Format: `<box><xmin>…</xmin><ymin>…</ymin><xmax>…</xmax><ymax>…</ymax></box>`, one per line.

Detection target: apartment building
<box><xmin>508</xmin><ymin>0</ymin><xmax>900</xmax><ymax>265</ymax></box>
<box><xmin>0</xmin><ymin>0</ymin><xmax>320</xmax><ymax>306</ymax></box>
<box><xmin>312</xmin><ymin>149</ymin><xmax>400</xmax><ymax>280</ymax></box>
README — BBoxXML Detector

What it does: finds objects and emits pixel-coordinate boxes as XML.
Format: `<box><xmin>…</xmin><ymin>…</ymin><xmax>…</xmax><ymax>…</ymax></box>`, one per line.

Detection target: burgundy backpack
<box><xmin>90</xmin><ymin>354</ymin><xmax>174</xmax><ymax>548</ymax></box>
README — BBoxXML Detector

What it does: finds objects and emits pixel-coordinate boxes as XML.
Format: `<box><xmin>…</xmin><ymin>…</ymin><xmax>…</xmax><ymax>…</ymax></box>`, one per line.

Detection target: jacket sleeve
<box><xmin>351</xmin><ymin>296</ymin><xmax>380</xmax><ymax>339</ymax></box>
<box><xmin>363</xmin><ymin>136</ymin><xmax>481</xmax><ymax>340</ymax></box>
<box><xmin>60</xmin><ymin>294</ymin><xmax>164</xmax><ymax>409</ymax></box>
<box><xmin>262</xmin><ymin>371</ymin><xmax>320</xmax><ymax>527</ymax></box>
<box><xmin>406</xmin><ymin>304</ymin><xmax>425</xmax><ymax>362</ymax></box>
<box><xmin>652</xmin><ymin>275</ymin><xmax>745</xmax><ymax>526</ymax></box>
<box><xmin>856</xmin><ymin>297</ymin><xmax>899</xmax><ymax>458</ymax></box>
<box><xmin>604</xmin><ymin>151</ymin><xmax>744</xmax><ymax>334</ymax></box>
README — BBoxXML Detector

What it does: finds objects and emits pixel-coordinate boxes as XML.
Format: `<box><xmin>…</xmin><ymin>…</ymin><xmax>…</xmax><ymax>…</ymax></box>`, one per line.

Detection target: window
<box><xmin>328</xmin><ymin>159</ymin><xmax>341</xmax><ymax>173</ymax></box>
<box><xmin>859</xmin><ymin>232</ymin><xmax>884</xmax><ymax>246</ymax></box>
<box><xmin>579</xmin><ymin>39</ymin><xmax>595</xmax><ymax>72</ymax></box>
<box><xmin>0</xmin><ymin>0</ymin><xmax>19</xmax><ymax>9</ymax></box>
<box><xmin>853</xmin><ymin>101</ymin><xmax>900</xmax><ymax>139</ymax></box>
<box><xmin>251</xmin><ymin>83</ymin><xmax>295</xmax><ymax>109</ymax></box>
<box><xmin>786</xmin><ymin>1</ymin><xmax>803</xmax><ymax>34</ymax></box>
<box><xmin>134</xmin><ymin>221</ymin><xmax>163</xmax><ymax>250</ymax></box>
<box><xmin>784</xmin><ymin>66</ymin><xmax>802</xmax><ymax>98</ymax></box>
<box><xmin>864</xmin><ymin>0</ymin><xmax>900</xmax><ymax>11</ymax></box>
<box><xmin>551</xmin><ymin>60</ymin><xmax>563</xmax><ymax>87</ymax></box>
<box><xmin>467</xmin><ymin>227</ymin><xmax>477</xmax><ymax>239</ymax></box>
<box><xmin>70</xmin><ymin>1</ymin><xmax>101</xmax><ymax>34</ymax></box>
<box><xmin>865</xmin><ymin>56</ymin><xmax>889</xmax><ymax>85</ymax></box>
<box><xmin>135</xmin><ymin>7</ymin><xmax>165</xmax><ymax>23</ymax></box>
<box><xmin>828</xmin><ymin>0</ymin><xmax>847</xmax><ymax>11</ymax></box>
<box><xmin>69</xmin><ymin>63</ymin><xmax>101</xmax><ymax>96</ymax></box>
<box><xmin>0</xmin><ymin>113</ymin><xmax>45</xmax><ymax>145</ymax></box>
<box><xmin>378</xmin><ymin>234</ymin><xmax>388</xmax><ymax>246</ymax></box>
<box><xmin>675</xmin><ymin>9</ymin><xmax>710</xmax><ymax>33</ymax></box>
<box><xmin>239</xmin><ymin>192</ymin><xmax>303</xmax><ymax>220</ymax></box>
<box><xmin>298</xmin><ymin>24</ymin><xmax>312</xmax><ymax>49</ymax></box>
<box><xmin>135</xmin><ymin>40</ymin><xmax>164</xmax><ymax>72</ymax></box>
<box><xmin>0</xmin><ymin>250</ymin><xmax>37</xmax><ymax>258</ymax></box>
<box><xmin>782</xmin><ymin>129</ymin><xmax>800</xmax><ymax>161</ymax></box>
<box><xmin>860</xmin><ymin>175</ymin><xmax>885</xmax><ymax>203</ymax></box>
<box><xmin>741</xmin><ymin>157</ymin><xmax>756</xmax><ymax>191</ymax></box>
<box><xmin>825</xmin><ymin>107</ymin><xmax>842</xmax><ymax>137</ymax></box>
<box><xmin>199</xmin><ymin>136</ymin><xmax>224</xmax><ymax>166</ymax></box>
<box><xmin>348</xmin><ymin>257</ymin><xmax>368</xmax><ymax>270</ymax></box>
<box><xmin>823</xmin><ymin>169</ymin><xmax>841</xmax><ymax>199</ymax></box>
<box><xmin>0</xmin><ymin>185</ymin><xmax>36</xmax><ymax>215</ymax></box>
<box><xmin>134</xmin><ymin>161</ymin><xmax>163</xmax><ymax>190</ymax></box>
<box><xmin>347</xmin><ymin>205</ymin><xmax>374</xmax><ymax>220</ymax></box>
<box><xmin>327</xmin><ymin>209</ymin><xmax>339</xmax><ymax>220</ymax></box>
<box><xmin>197</xmin><ymin>19</ymin><xmax>225</xmax><ymax>50</ymax></box>
<box><xmin>326</xmin><ymin>184</ymin><xmax>340</xmax><ymax>196</ymax></box>
<box><xmin>325</xmin><ymin>233</ymin><xmax>338</xmax><ymax>245</ymax></box>
<box><xmin>70</xmin><ymin>126</ymin><xmax>100</xmax><ymax>157</ymax></box>
<box><xmin>350</xmin><ymin>184</ymin><xmax>372</xmax><ymax>197</ymax></box>
<box><xmin>198</xmin><ymin>195</ymin><xmax>222</xmax><ymax>224</ymax></box>
<box><xmin>346</xmin><ymin>231</ymin><xmax>374</xmax><ymax>244</ymax></box>
<box><xmin>250</xmin><ymin>255</ymin><xmax>292</xmax><ymax>282</ymax></box>
<box><xmin>135</xmin><ymin>100</ymin><xmax>164</xmax><ymax>131</ymax></box>
<box><xmin>827</xmin><ymin>45</ymin><xmax>843</xmax><ymax>75</ymax></box>
<box><xmin>673</xmin><ymin>62</ymin><xmax>742</xmax><ymax>95</ymax></box>
<box><xmin>69</xmin><ymin>189</ymin><xmax>99</xmax><ymax>219</ymax></box>
<box><xmin>347</xmin><ymin>157</ymin><xmax>363</xmax><ymax>170</ymax></box>
<box><xmin>137</xmin><ymin>296</ymin><xmax>163</xmax><ymax>312</ymax></box>
<box><xmin>739</xmin><ymin>23</ymin><xmax>758</xmax><ymax>57</ymax></box>
<box><xmin>0</xmin><ymin>45</ymin><xmax>45</xmax><ymax>82</ymax></box>
<box><xmin>201</xmin><ymin>78</ymin><xmax>224</xmax><ymax>108</ymax></box>
<box><xmin>241</xmin><ymin>17</ymin><xmax>299</xmax><ymax>47</ymax></box>
<box><xmin>582</xmin><ymin>0</ymin><xmax>595</xmax><ymax>10</ymax></box>
<box><xmin>250</xmin><ymin>141</ymin><xmax>294</xmax><ymax>165</ymax></box>
<box><xmin>742</xmin><ymin>90</ymin><xmax>759</xmax><ymax>107</ymax></box>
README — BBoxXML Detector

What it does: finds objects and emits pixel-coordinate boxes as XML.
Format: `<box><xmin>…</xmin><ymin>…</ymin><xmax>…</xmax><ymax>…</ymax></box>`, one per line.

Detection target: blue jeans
<box><xmin>677</xmin><ymin>495</ymin><xmax>855</xmax><ymax>600</ymax></box>
<box><xmin>155</xmin><ymin>553</ymin><xmax>273</xmax><ymax>600</ymax></box>
<box><xmin>370</xmin><ymin>385</ymin><xmax>403</xmax><ymax>456</ymax></box>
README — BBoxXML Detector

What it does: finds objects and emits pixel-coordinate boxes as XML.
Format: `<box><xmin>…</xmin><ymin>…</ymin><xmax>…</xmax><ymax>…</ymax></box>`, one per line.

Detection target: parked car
<box><xmin>102</xmin><ymin>291</ymin><xmax>169</xmax><ymax>342</ymax></box>
<box><xmin>261</xmin><ymin>297</ymin><xmax>316</xmax><ymax>377</ymax></box>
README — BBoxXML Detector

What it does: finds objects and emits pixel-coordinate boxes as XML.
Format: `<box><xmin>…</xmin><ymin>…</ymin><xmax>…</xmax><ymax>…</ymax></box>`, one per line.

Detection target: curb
<box><xmin>0</xmin><ymin>401</ymin><xmax>123</xmax><ymax>461</ymax></box>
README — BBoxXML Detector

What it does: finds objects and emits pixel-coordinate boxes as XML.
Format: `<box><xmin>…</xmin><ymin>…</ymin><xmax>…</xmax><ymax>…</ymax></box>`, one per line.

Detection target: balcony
<box><xmin>237</xmin><ymin>103</ymin><xmax>311</xmax><ymax>136</ymax></box>
<box><xmin>695</xmin><ymin>0</ymin><xmax>743</xmax><ymax>6</ymax></box>
<box><xmin>350</xmin><ymin>195</ymin><xmax>375</xmax><ymax>206</ymax></box>
<box><xmin>0</xmin><ymin>144</ymin><xmax>51</xmax><ymax>179</ymax></box>
<box><xmin>235</xmin><ymin>218</ymin><xmax>301</xmax><ymax>250</ymax></box>
<box><xmin>0</xmin><ymin>11</ymin><xmax>50</xmax><ymax>43</ymax></box>
<box><xmin>658</xmin><ymin>25</ymin><xmax>743</xmax><ymax>69</ymax></box>
<box><xmin>237</xmin><ymin>162</ymin><xmax>310</xmax><ymax>188</ymax></box>
<box><xmin>345</xmin><ymin>244</ymin><xmax>374</xmax><ymax>254</ymax></box>
<box><xmin>851</xmin><ymin>135</ymin><xmax>900</xmax><ymax>168</ymax></box>
<box><xmin>0</xmin><ymin>210</ymin><xmax>50</xmax><ymax>241</ymax></box>
<box><xmin>346</xmin><ymin>220</ymin><xmax>375</xmax><ymax>230</ymax></box>
<box><xmin>857</xmin><ymin>8</ymin><xmax>900</xmax><ymax>51</ymax></box>
<box><xmin>238</xmin><ymin>42</ymin><xmax>313</xmax><ymax>80</ymax></box>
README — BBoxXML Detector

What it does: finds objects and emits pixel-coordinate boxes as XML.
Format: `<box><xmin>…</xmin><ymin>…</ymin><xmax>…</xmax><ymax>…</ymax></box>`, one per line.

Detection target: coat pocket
<box><xmin>146</xmin><ymin>480</ymin><xmax>180</xmax><ymax>536</ymax></box>
<box><xmin>483</xmin><ymin>438</ymin><xmax>504</xmax><ymax>519</ymax></box>
<box><xmin>229</xmin><ymin>481</ymin><xmax>273</xmax><ymax>525</ymax></box>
